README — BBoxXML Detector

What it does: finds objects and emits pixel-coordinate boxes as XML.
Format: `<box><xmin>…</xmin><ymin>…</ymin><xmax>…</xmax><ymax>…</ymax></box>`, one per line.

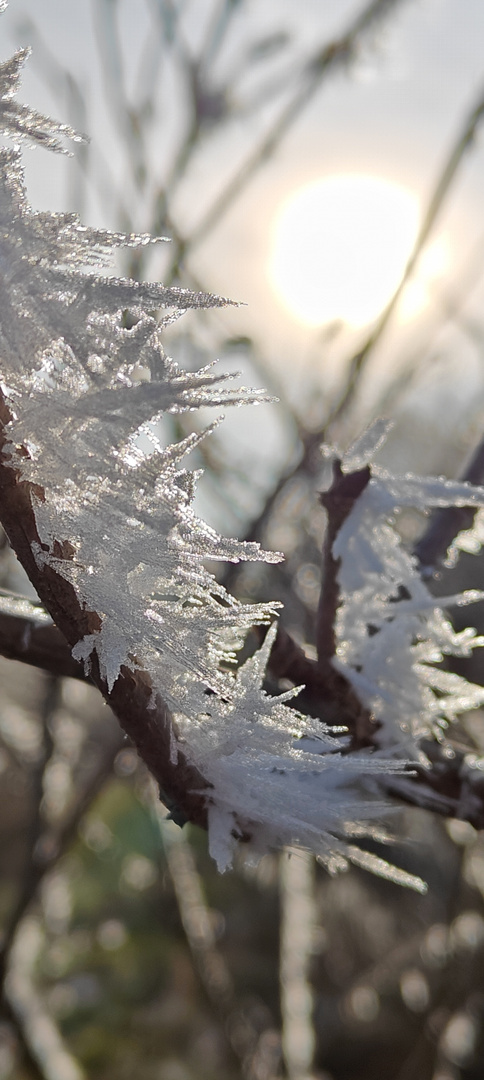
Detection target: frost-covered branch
<box><xmin>3</xmin><ymin>16</ymin><xmax>484</xmax><ymax>892</ymax></box>
<box><xmin>0</xmin><ymin>423</ymin><xmax>212</xmax><ymax>828</ymax></box>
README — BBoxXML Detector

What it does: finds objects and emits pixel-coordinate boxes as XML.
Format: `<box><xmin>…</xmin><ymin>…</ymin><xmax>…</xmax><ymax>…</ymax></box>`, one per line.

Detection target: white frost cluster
<box><xmin>0</xmin><ymin>26</ymin><xmax>483</xmax><ymax>889</ymax></box>
<box><xmin>332</xmin><ymin>426</ymin><xmax>484</xmax><ymax>756</ymax></box>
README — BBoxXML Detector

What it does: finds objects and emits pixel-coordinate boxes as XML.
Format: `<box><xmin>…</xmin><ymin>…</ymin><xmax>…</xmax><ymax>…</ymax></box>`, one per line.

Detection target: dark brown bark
<box><xmin>0</xmin><ymin>609</ymin><xmax>84</xmax><ymax>679</ymax></box>
<box><xmin>318</xmin><ymin>460</ymin><xmax>371</xmax><ymax>663</ymax></box>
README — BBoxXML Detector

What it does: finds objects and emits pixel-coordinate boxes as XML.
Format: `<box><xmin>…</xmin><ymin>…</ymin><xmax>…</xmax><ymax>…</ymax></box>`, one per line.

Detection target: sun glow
<box><xmin>269</xmin><ymin>174</ymin><xmax>422</xmax><ymax>329</ymax></box>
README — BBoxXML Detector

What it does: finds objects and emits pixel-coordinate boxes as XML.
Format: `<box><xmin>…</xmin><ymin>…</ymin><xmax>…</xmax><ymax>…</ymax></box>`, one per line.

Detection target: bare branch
<box><xmin>387</xmin><ymin>741</ymin><xmax>484</xmax><ymax>830</ymax></box>
<box><xmin>0</xmin><ymin>603</ymin><xmax>84</xmax><ymax>680</ymax></box>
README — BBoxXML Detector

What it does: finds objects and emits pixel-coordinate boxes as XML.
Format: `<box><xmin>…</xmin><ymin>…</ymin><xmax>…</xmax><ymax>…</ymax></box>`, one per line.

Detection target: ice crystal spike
<box><xmin>343</xmin><ymin>418</ymin><xmax>393</xmax><ymax>471</ymax></box>
<box><xmin>0</xmin><ymin>47</ymin><xmax>84</xmax><ymax>151</ymax></box>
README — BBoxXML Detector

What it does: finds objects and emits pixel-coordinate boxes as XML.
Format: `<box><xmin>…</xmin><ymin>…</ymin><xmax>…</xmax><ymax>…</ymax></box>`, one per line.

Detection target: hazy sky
<box><xmin>4</xmin><ymin>3</ymin><xmax>484</xmax><ymax>218</ymax></box>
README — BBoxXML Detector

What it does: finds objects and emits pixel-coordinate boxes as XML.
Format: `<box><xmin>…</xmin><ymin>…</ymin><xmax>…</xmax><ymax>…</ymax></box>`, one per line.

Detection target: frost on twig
<box><xmin>1</xmin><ymin>19</ymin><xmax>484</xmax><ymax>890</ymax></box>
<box><xmin>322</xmin><ymin>424</ymin><xmax>484</xmax><ymax>759</ymax></box>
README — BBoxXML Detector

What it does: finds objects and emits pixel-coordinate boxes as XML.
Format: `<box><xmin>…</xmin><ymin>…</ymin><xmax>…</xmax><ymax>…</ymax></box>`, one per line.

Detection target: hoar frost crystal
<box><xmin>1</xmin><ymin>13</ymin><xmax>484</xmax><ymax>892</ymax></box>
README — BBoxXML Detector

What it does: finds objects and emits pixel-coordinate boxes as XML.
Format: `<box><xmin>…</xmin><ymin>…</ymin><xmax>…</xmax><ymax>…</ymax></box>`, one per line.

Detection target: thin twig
<box><xmin>0</xmin><ymin>677</ymin><xmax>59</xmax><ymax>1080</ymax></box>
<box><xmin>0</xmin><ymin>994</ymin><xmax>46</xmax><ymax>1080</ymax></box>
<box><xmin>93</xmin><ymin>0</ymin><xmax>145</xmax><ymax>180</ymax></box>
<box><xmin>0</xmin><ymin>678</ymin><xmax>58</xmax><ymax>984</ymax></box>
<box><xmin>199</xmin><ymin>0</ymin><xmax>241</xmax><ymax>71</ymax></box>
<box><xmin>158</xmin><ymin>812</ymin><xmax>282</xmax><ymax>1079</ymax></box>
<box><xmin>6</xmin><ymin>917</ymin><xmax>87</xmax><ymax>1080</ymax></box>
<box><xmin>157</xmin><ymin>817</ymin><xmax>239</xmax><ymax>1067</ymax></box>
<box><xmin>280</xmin><ymin>850</ymin><xmax>315</xmax><ymax>1080</ymax></box>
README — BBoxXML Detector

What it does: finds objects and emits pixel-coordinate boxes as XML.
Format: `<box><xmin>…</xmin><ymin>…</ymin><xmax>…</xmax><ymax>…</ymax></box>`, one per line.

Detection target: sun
<box><xmin>269</xmin><ymin>174</ymin><xmax>422</xmax><ymax>329</ymax></box>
